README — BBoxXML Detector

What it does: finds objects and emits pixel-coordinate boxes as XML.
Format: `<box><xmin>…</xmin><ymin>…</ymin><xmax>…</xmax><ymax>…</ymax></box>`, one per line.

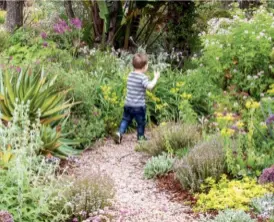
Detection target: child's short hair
<box><xmin>132</xmin><ymin>53</ymin><xmax>148</xmax><ymax>69</ymax></box>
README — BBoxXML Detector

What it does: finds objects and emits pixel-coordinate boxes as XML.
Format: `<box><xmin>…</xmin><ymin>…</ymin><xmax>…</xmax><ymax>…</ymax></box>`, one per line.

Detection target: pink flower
<box><xmin>70</xmin><ymin>18</ymin><xmax>82</xmax><ymax>29</ymax></box>
<box><xmin>53</xmin><ymin>19</ymin><xmax>70</xmax><ymax>34</ymax></box>
<box><xmin>43</xmin><ymin>42</ymin><xmax>48</xmax><ymax>47</ymax></box>
<box><xmin>40</xmin><ymin>32</ymin><xmax>47</xmax><ymax>39</ymax></box>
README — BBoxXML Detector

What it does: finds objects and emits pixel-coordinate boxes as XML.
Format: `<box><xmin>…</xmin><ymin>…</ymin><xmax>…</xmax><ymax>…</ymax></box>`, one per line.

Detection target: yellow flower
<box><xmin>215</xmin><ymin>112</ymin><xmax>223</xmax><ymax>117</ymax></box>
<box><xmin>251</xmin><ymin>102</ymin><xmax>260</xmax><ymax>109</ymax></box>
<box><xmin>146</xmin><ymin>91</ymin><xmax>160</xmax><ymax>102</ymax></box>
<box><xmin>170</xmin><ymin>88</ymin><xmax>180</xmax><ymax>94</ymax></box>
<box><xmin>221</xmin><ymin>128</ymin><xmax>234</xmax><ymax>137</ymax></box>
<box><xmin>245</xmin><ymin>101</ymin><xmax>252</xmax><ymax>109</ymax></box>
<box><xmin>176</xmin><ymin>81</ymin><xmax>185</xmax><ymax>87</ymax></box>
<box><xmin>245</xmin><ymin>100</ymin><xmax>260</xmax><ymax>109</ymax></box>
<box><xmin>181</xmin><ymin>92</ymin><xmax>192</xmax><ymax>100</ymax></box>
<box><xmin>236</xmin><ymin>121</ymin><xmax>244</xmax><ymax>128</ymax></box>
<box><xmin>160</xmin><ymin>122</ymin><xmax>167</xmax><ymax>126</ymax></box>
<box><xmin>218</xmin><ymin>113</ymin><xmax>234</xmax><ymax>121</ymax></box>
<box><xmin>156</xmin><ymin>104</ymin><xmax>164</xmax><ymax>110</ymax></box>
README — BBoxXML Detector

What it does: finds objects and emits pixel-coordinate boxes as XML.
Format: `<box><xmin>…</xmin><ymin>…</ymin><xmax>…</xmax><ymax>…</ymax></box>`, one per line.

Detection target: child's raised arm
<box><xmin>146</xmin><ymin>71</ymin><xmax>160</xmax><ymax>90</ymax></box>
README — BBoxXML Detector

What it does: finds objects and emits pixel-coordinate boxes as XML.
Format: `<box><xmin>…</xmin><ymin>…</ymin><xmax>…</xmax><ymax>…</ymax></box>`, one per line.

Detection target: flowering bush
<box><xmin>258</xmin><ymin>165</ymin><xmax>274</xmax><ymax>184</ymax></box>
<box><xmin>175</xmin><ymin>136</ymin><xmax>225</xmax><ymax>192</ymax></box>
<box><xmin>195</xmin><ymin>175</ymin><xmax>273</xmax><ymax>212</ymax></box>
<box><xmin>51</xmin><ymin>18</ymin><xmax>83</xmax><ymax>54</ymax></box>
<box><xmin>61</xmin><ymin>173</ymin><xmax>115</xmax><ymax>221</ymax></box>
<box><xmin>186</xmin><ymin>5</ymin><xmax>274</xmax><ymax>119</ymax></box>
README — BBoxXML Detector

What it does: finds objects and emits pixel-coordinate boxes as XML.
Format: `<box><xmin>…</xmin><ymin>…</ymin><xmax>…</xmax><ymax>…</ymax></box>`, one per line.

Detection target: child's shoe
<box><xmin>114</xmin><ymin>132</ymin><xmax>122</xmax><ymax>144</ymax></box>
<box><xmin>138</xmin><ymin>136</ymin><xmax>148</xmax><ymax>142</ymax></box>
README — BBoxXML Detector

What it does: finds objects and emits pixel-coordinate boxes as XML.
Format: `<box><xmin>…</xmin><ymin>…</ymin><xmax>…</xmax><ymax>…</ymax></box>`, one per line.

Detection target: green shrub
<box><xmin>0</xmin><ymin>31</ymin><xmax>8</xmax><ymax>53</ymax></box>
<box><xmin>136</xmin><ymin>123</ymin><xmax>201</xmax><ymax>156</ymax></box>
<box><xmin>175</xmin><ymin>136</ymin><xmax>225</xmax><ymax>192</ymax></box>
<box><xmin>0</xmin><ymin>10</ymin><xmax>6</xmax><ymax>24</ymax></box>
<box><xmin>0</xmin><ymin>103</ymin><xmax>71</xmax><ymax>222</ymax></box>
<box><xmin>200</xmin><ymin>209</ymin><xmax>256</xmax><ymax>222</ymax></box>
<box><xmin>144</xmin><ymin>153</ymin><xmax>174</xmax><ymax>179</ymax></box>
<box><xmin>195</xmin><ymin>175</ymin><xmax>273</xmax><ymax>212</ymax></box>
<box><xmin>251</xmin><ymin>194</ymin><xmax>274</xmax><ymax>220</ymax></box>
<box><xmin>62</xmin><ymin>173</ymin><xmax>115</xmax><ymax>220</ymax></box>
<box><xmin>196</xmin><ymin>6</ymin><xmax>274</xmax><ymax>99</ymax></box>
<box><xmin>64</xmin><ymin>116</ymin><xmax>105</xmax><ymax>148</ymax></box>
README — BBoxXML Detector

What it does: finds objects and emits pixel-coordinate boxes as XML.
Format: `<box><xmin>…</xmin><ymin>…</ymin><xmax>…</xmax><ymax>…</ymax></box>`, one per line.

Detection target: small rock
<box><xmin>98</xmin><ymin>209</ymin><xmax>104</xmax><ymax>215</ymax></box>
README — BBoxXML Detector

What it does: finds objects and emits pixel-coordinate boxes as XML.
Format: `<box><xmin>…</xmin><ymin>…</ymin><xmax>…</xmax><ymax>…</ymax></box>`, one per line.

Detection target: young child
<box><xmin>114</xmin><ymin>53</ymin><xmax>160</xmax><ymax>144</ymax></box>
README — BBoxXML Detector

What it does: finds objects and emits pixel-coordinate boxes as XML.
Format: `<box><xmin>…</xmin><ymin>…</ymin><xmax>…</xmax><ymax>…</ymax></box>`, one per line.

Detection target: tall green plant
<box><xmin>0</xmin><ymin>67</ymin><xmax>77</xmax><ymax>124</ymax></box>
<box><xmin>0</xmin><ymin>103</ymin><xmax>72</xmax><ymax>222</ymax></box>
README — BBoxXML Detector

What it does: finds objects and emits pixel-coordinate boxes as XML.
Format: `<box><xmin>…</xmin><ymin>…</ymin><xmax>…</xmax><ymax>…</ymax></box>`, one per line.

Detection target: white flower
<box><xmin>260</xmin><ymin>93</ymin><xmax>264</xmax><ymax>97</ymax></box>
<box><xmin>208</xmin><ymin>92</ymin><xmax>212</xmax><ymax>97</ymax></box>
<box><xmin>259</xmin><ymin>32</ymin><xmax>265</xmax><ymax>37</ymax></box>
<box><xmin>269</xmin><ymin>65</ymin><xmax>273</xmax><ymax>69</ymax></box>
<box><xmin>256</xmin><ymin>36</ymin><xmax>261</xmax><ymax>40</ymax></box>
<box><xmin>252</xmin><ymin>31</ymin><xmax>255</xmax><ymax>35</ymax></box>
<box><xmin>233</xmin><ymin>102</ymin><xmax>239</xmax><ymax>107</ymax></box>
<box><xmin>243</xmin><ymin>96</ymin><xmax>247</xmax><ymax>100</ymax></box>
<box><xmin>233</xmin><ymin>69</ymin><xmax>237</xmax><ymax>73</ymax></box>
<box><xmin>244</xmin><ymin>30</ymin><xmax>248</xmax><ymax>34</ymax></box>
<box><xmin>247</xmin><ymin>75</ymin><xmax>252</xmax><ymax>80</ymax></box>
<box><xmin>216</xmin><ymin>57</ymin><xmax>219</xmax><ymax>61</ymax></box>
<box><xmin>268</xmin><ymin>37</ymin><xmax>272</xmax><ymax>41</ymax></box>
<box><xmin>253</xmin><ymin>75</ymin><xmax>259</xmax><ymax>79</ymax></box>
<box><xmin>200</xmin><ymin>64</ymin><xmax>203</xmax><ymax>67</ymax></box>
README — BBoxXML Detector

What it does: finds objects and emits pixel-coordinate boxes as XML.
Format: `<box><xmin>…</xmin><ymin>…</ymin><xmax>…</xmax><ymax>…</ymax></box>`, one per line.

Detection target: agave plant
<box><xmin>40</xmin><ymin>125</ymin><xmax>82</xmax><ymax>159</ymax></box>
<box><xmin>0</xmin><ymin>67</ymin><xmax>82</xmax><ymax>158</ymax></box>
<box><xmin>0</xmin><ymin>67</ymin><xmax>77</xmax><ymax>125</ymax></box>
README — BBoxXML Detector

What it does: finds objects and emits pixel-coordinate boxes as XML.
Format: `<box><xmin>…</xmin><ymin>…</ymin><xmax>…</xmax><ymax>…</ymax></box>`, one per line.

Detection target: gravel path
<box><xmin>74</xmin><ymin>134</ymin><xmax>196</xmax><ymax>222</ymax></box>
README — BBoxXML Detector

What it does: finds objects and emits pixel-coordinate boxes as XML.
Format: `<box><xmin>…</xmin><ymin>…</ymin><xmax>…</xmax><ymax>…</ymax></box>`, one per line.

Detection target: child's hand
<box><xmin>154</xmin><ymin>70</ymin><xmax>160</xmax><ymax>79</ymax></box>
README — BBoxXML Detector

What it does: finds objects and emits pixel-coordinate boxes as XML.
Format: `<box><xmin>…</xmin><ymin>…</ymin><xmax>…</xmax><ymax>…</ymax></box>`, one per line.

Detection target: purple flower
<box><xmin>72</xmin><ymin>217</ymin><xmax>78</xmax><ymax>222</ymax></box>
<box><xmin>266</xmin><ymin>114</ymin><xmax>274</xmax><ymax>125</ymax></box>
<box><xmin>259</xmin><ymin>165</ymin><xmax>274</xmax><ymax>184</ymax></box>
<box><xmin>42</xmin><ymin>42</ymin><xmax>48</xmax><ymax>47</ymax></box>
<box><xmin>16</xmin><ymin>67</ymin><xmax>21</xmax><ymax>73</ymax></box>
<box><xmin>70</xmin><ymin>18</ymin><xmax>82</xmax><ymax>29</ymax></box>
<box><xmin>230</xmin><ymin>125</ymin><xmax>239</xmax><ymax>132</ymax></box>
<box><xmin>40</xmin><ymin>32</ymin><xmax>47</xmax><ymax>39</ymax></box>
<box><xmin>53</xmin><ymin>19</ymin><xmax>70</xmax><ymax>34</ymax></box>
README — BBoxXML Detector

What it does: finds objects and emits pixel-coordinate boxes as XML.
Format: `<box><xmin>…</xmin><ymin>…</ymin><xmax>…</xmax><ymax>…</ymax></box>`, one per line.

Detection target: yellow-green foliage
<box><xmin>195</xmin><ymin>175</ymin><xmax>273</xmax><ymax>212</ymax></box>
<box><xmin>0</xmin><ymin>10</ymin><xmax>6</xmax><ymax>24</ymax></box>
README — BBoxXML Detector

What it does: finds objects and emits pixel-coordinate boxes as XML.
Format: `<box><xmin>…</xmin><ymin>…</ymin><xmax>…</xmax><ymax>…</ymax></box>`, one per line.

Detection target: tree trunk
<box><xmin>64</xmin><ymin>0</ymin><xmax>75</xmax><ymax>19</ymax></box>
<box><xmin>0</xmin><ymin>1</ymin><xmax>6</xmax><ymax>10</ymax></box>
<box><xmin>107</xmin><ymin>1</ymin><xmax>119</xmax><ymax>44</ymax></box>
<box><xmin>5</xmin><ymin>0</ymin><xmax>24</xmax><ymax>32</ymax></box>
<box><xmin>91</xmin><ymin>0</ymin><xmax>103</xmax><ymax>42</ymax></box>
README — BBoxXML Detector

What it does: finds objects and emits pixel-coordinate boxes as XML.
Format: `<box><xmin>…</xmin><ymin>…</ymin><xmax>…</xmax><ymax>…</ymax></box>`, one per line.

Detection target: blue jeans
<box><xmin>119</xmin><ymin>106</ymin><xmax>146</xmax><ymax>140</ymax></box>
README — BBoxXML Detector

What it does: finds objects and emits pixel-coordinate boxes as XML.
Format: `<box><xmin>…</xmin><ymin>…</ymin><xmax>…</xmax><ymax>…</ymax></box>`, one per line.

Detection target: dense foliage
<box><xmin>0</xmin><ymin>1</ymin><xmax>273</xmax><ymax>221</ymax></box>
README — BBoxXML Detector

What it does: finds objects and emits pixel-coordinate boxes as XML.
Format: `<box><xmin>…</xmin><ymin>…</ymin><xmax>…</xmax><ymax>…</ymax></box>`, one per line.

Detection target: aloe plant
<box><xmin>0</xmin><ymin>67</ymin><xmax>77</xmax><ymax>124</ymax></box>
